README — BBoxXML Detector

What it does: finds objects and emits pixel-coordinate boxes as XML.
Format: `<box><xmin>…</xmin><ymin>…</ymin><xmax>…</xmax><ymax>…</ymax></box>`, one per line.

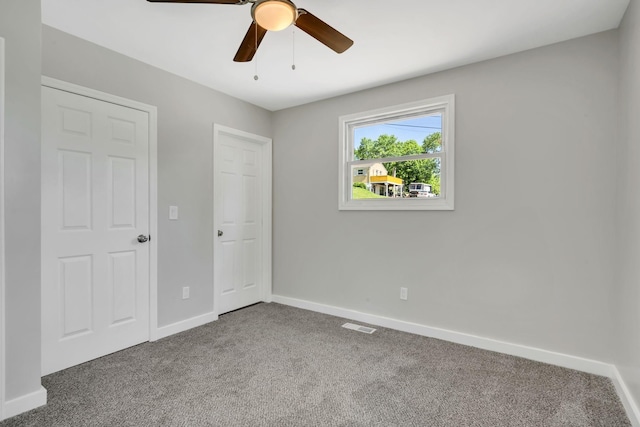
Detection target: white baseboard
<box><xmin>3</xmin><ymin>386</ymin><xmax>47</xmax><ymax>420</ymax></box>
<box><xmin>611</xmin><ymin>366</ymin><xmax>640</xmax><ymax>427</ymax></box>
<box><xmin>272</xmin><ymin>295</ymin><xmax>640</xmax><ymax>423</ymax></box>
<box><xmin>152</xmin><ymin>312</ymin><xmax>217</xmax><ymax>341</ymax></box>
<box><xmin>271</xmin><ymin>295</ymin><xmax>612</xmax><ymax>377</ymax></box>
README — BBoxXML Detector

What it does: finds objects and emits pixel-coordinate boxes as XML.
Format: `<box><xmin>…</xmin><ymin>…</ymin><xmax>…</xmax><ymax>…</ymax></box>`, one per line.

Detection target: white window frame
<box><xmin>338</xmin><ymin>95</ymin><xmax>455</xmax><ymax>211</ymax></box>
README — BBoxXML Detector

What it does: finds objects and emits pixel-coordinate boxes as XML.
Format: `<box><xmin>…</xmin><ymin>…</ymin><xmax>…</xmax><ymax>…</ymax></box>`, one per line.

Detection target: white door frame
<box><xmin>0</xmin><ymin>36</ymin><xmax>7</xmax><ymax>422</ymax></box>
<box><xmin>40</xmin><ymin>76</ymin><xmax>160</xmax><ymax>341</ymax></box>
<box><xmin>212</xmin><ymin>124</ymin><xmax>272</xmax><ymax>315</ymax></box>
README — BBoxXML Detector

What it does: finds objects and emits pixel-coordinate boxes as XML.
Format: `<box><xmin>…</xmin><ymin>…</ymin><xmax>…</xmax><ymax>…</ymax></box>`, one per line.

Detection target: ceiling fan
<box><xmin>146</xmin><ymin>0</ymin><xmax>354</xmax><ymax>62</ymax></box>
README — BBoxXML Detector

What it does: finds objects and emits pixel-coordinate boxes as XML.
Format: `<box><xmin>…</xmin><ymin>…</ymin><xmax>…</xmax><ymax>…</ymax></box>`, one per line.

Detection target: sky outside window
<box><xmin>354</xmin><ymin>114</ymin><xmax>442</xmax><ymax>152</ymax></box>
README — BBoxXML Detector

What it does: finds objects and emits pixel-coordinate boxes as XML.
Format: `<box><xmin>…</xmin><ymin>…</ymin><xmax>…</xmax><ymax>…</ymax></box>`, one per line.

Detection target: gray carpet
<box><xmin>2</xmin><ymin>303</ymin><xmax>630</xmax><ymax>426</ymax></box>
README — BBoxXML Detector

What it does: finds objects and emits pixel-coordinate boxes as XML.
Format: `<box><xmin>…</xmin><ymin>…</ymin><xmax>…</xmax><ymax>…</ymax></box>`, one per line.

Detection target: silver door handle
<box><xmin>217</xmin><ymin>230</ymin><xmax>223</xmax><ymax>237</ymax></box>
<box><xmin>137</xmin><ymin>234</ymin><xmax>149</xmax><ymax>243</ymax></box>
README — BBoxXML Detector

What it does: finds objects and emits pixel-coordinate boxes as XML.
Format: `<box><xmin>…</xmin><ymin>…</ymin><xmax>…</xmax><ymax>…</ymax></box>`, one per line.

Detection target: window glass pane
<box><xmin>351</xmin><ymin>158</ymin><xmax>441</xmax><ymax>200</ymax></box>
<box><xmin>353</xmin><ymin>113</ymin><xmax>442</xmax><ymax>161</ymax></box>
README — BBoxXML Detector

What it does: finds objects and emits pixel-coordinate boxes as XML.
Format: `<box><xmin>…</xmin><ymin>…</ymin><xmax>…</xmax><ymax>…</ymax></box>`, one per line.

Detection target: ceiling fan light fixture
<box><xmin>252</xmin><ymin>0</ymin><xmax>298</xmax><ymax>32</ymax></box>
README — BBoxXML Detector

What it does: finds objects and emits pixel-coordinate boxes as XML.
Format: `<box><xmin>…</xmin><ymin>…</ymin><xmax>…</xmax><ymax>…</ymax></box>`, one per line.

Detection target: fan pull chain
<box><xmin>291</xmin><ymin>29</ymin><xmax>296</xmax><ymax>71</ymax></box>
<box><xmin>254</xmin><ymin>58</ymin><xmax>259</xmax><ymax>81</ymax></box>
<box><xmin>254</xmin><ymin>22</ymin><xmax>259</xmax><ymax>81</ymax></box>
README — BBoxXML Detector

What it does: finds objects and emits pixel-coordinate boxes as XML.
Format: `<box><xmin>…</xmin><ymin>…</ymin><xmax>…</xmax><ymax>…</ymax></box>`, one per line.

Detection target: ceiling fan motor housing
<box><xmin>251</xmin><ymin>0</ymin><xmax>299</xmax><ymax>31</ymax></box>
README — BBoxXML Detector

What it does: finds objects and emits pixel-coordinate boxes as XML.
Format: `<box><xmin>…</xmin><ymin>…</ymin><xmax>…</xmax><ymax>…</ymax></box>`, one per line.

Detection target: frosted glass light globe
<box><xmin>253</xmin><ymin>0</ymin><xmax>297</xmax><ymax>32</ymax></box>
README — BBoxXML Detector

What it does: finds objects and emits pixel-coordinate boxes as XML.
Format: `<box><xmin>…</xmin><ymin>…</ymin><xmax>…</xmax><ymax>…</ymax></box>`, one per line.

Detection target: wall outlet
<box><xmin>400</xmin><ymin>287</ymin><xmax>408</xmax><ymax>300</ymax></box>
<box><xmin>182</xmin><ymin>286</ymin><xmax>190</xmax><ymax>300</ymax></box>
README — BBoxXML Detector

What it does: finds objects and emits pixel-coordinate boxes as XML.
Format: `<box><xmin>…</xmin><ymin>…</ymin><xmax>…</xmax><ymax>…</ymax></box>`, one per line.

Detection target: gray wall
<box><xmin>0</xmin><ymin>0</ymin><xmax>43</xmax><ymax>401</ymax></box>
<box><xmin>42</xmin><ymin>26</ymin><xmax>272</xmax><ymax>327</ymax></box>
<box><xmin>616</xmin><ymin>0</ymin><xmax>640</xmax><ymax>412</ymax></box>
<box><xmin>272</xmin><ymin>31</ymin><xmax>620</xmax><ymax>362</ymax></box>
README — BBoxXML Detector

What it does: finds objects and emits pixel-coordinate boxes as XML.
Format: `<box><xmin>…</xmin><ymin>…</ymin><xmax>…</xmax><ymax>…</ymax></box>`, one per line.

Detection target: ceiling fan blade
<box><xmin>146</xmin><ymin>0</ymin><xmax>242</xmax><ymax>4</ymax></box>
<box><xmin>234</xmin><ymin>22</ymin><xmax>268</xmax><ymax>62</ymax></box>
<box><xmin>294</xmin><ymin>9</ymin><xmax>353</xmax><ymax>54</ymax></box>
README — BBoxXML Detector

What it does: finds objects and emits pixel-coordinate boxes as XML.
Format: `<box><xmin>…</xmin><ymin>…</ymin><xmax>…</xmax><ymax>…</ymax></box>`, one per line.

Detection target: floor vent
<box><xmin>342</xmin><ymin>323</ymin><xmax>376</xmax><ymax>334</ymax></box>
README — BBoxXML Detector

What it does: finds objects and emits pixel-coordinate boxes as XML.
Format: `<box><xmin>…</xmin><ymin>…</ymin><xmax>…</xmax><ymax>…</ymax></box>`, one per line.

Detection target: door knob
<box><xmin>217</xmin><ymin>230</ymin><xmax>223</xmax><ymax>237</ymax></box>
<box><xmin>137</xmin><ymin>234</ymin><xmax>149</xmax><ymax>243</ymax></box>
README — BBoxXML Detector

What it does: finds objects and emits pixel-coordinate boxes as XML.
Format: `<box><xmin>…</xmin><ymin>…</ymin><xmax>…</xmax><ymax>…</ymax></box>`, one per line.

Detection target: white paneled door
<box><xmin>41</xmin><ymin>86</ymin><xmax>150</xmax><ymax>375</ymax></box>
<box><xmin>214</xmin><ymin>126</ymin><xmax>271</xmax><ymax>315</ymax></box>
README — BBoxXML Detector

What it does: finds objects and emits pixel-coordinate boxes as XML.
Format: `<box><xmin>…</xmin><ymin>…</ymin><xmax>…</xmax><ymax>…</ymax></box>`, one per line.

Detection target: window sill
<box><xmin>339</xmin><ymin>197</ymin><xmax>454</xmax><ymax>211</ymax></box>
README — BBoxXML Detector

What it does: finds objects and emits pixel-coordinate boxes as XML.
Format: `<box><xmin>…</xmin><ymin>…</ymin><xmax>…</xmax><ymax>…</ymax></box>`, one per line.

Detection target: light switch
<box><xmin>169</xmin><ymin>205</ymin><xmax>179</xmax><ymax>220</ymax></box>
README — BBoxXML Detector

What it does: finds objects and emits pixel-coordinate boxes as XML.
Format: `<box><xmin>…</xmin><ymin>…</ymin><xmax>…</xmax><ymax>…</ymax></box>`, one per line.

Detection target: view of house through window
<box><xmin>352</xmin><ymin>113</ymin><xmax>442</xmax><ymax>200</ymax></box>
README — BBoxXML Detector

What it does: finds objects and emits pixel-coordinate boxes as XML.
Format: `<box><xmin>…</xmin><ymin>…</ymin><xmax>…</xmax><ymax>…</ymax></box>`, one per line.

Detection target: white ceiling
<box><xmin>42</xmin><ymin>0</ymin><xmax>630</xmax><ymax>111</ymax></box>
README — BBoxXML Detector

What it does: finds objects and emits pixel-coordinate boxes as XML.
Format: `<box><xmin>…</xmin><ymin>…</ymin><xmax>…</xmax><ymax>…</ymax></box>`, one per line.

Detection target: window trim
<box><xmin>338</xmin><ymin>95</ymin><xmax>455</xmax><ymax>211</ymax></box>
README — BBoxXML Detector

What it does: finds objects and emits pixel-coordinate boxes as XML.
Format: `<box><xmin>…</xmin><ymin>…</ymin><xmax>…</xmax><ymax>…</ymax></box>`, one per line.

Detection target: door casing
<box><xmin>0</xmin><ymin>36</ymin><xmax>6</xmax><ymax>421</ymax></box>
<box><xmin>212</xmin><ymin>124</ymin><xmax>272</xmax><ymax>315</ymax></box>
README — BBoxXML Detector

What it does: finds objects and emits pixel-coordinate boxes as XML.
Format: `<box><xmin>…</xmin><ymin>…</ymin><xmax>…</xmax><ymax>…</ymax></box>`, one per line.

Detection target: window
<box><xmin>339</xmin><ymin>95</ymin><xmax>455</xmax><ymax>210</ymax></box>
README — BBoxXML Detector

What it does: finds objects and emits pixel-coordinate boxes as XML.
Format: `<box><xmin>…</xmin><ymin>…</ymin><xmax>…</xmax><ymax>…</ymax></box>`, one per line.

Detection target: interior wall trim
<box><xmin>611</xmin><ymin>367</ymin><xmax>640</xmax><ymax>427</ymax></box>
<box><xmin>271</xmin><ymin>295</ymin><xmax>611</xmax><ymax>374</ymax></box>
<box><xmin>153</xmin><ymin>312</ymin><xmax>217</xmax><ymax>341</ymax></box>
<box><xmin>3</xmin><ymin>387</ymin><xmax>46</xmax><ymax>420</ymax></box>
<box><xmin>0</xmin><ymin>36</ymin><xmax>6</xmax><ymax>422</ymax></box>
<box><xmin>271</xmin><ymin>294</ymin><xmax>639</xmax><ymax>426</ymax></box>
